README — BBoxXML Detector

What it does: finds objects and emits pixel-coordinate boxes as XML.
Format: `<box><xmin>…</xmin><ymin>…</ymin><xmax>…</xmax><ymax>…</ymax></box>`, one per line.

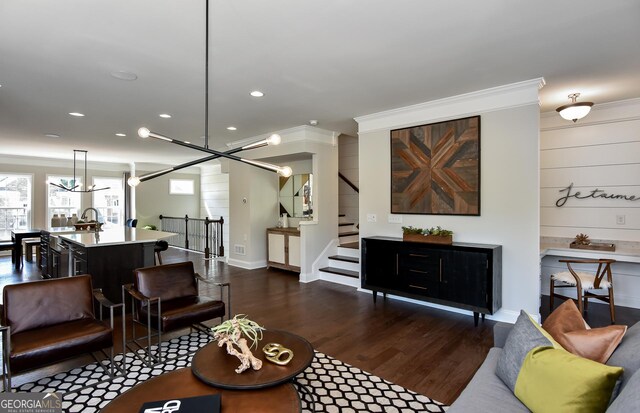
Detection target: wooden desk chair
<box><xmin>550</xmin><ymin>258</ymin><xmax>616</xmax><ymax>324</ymax></box>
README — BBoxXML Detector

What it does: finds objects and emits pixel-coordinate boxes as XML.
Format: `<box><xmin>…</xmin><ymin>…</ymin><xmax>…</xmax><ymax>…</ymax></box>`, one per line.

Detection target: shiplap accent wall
<box><xmin>338</xmin><ymin>134</ymin><xmax>359</xmax><ymax>224</ymax></box>
<box><xmin>200</xmin><ymin>163</ymin><xmax>230</xmax><ymax>257</ymax></box>
<box><xmin>540</xmin><ymin>98</ymin><xmax>640</xmax><ymax>241</ymax></box>
<box><xmin>540</xmin><ymin>98</ymin><xmax>640</xmax><ymax>309</ymax></box>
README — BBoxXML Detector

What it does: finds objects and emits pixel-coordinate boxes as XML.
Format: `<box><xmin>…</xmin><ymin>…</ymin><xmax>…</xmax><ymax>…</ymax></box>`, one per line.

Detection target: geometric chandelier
<box><xmin>48</xmin><ymin>149</ymin><xmax>110</xmax><ymax>192</ymax></box>
<box><xmin>129</xmin><ymin>0</ymin><xmax>290</xmax><ymax>186</ymax></box>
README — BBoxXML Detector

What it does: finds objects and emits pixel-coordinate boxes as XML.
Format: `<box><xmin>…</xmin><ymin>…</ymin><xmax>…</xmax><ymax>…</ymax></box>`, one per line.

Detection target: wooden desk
<box><xmin>540</xmin><ymin>239</ymin><xmax>640</xmax><ymax>264</ymax></box>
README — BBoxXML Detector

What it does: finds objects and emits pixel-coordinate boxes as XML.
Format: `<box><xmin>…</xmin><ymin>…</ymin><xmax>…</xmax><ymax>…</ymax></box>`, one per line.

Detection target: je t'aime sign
<box><xmin>556</xmin><ymin>183</ymin><xmax>640</xmax><ymax>207</ymax></box>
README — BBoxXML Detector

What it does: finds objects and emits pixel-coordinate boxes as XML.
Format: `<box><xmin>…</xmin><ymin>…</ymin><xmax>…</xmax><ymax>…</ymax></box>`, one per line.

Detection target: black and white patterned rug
<box><xmin>16</xmin><ymin>331</ymin><xmax>447</xmax><ymax>412</ymax></box>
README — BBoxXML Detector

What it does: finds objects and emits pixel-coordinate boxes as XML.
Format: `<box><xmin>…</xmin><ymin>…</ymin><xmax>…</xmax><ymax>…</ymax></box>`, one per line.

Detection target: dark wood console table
<box><xmin>361</xmin><ymin>236</ymin><xmax>502</xmax><ymax>326</ymax></box>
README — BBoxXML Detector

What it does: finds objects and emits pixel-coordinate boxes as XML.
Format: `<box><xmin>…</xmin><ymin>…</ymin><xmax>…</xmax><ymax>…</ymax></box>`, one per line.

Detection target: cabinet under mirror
<box><xmin>279</xmin><ymin>173</ymin><xmax>312</xmax><ymax>218</ymax></box>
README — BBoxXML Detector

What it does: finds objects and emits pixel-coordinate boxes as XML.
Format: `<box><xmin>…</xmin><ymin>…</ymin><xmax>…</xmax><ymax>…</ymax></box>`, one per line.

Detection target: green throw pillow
<box><xmin>497</xmin><ymin>310</ymin><xmax>623</xmax><ymax>413</ymax></box>
<box><xmin>516</xmin><ymin>347</ymin><xmax>623</xmax><ymax>413</ymax></box>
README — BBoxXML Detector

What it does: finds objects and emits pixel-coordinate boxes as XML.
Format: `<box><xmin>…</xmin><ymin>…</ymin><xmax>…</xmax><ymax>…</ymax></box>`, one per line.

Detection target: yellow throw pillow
<box><xmin>514</xmin><ymin>346</ymin><xmax>623</xmax><ymax>413</ymax></box>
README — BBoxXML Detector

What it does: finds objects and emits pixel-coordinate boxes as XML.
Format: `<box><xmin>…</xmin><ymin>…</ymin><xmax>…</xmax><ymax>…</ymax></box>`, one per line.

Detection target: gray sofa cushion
<box><xmin>448</xmin><ymin>348</ymin><xmax>529</xmax><ymax>413</ymax></box>
<box><xmin>607</xmin><ymin>322</ymin><xmax>640</xmax><ymax>391</ymax></box>
<box><xmin>607</xmin><ymin>368</ymin><xmax>640</xmax><ymax>412</ymax></box>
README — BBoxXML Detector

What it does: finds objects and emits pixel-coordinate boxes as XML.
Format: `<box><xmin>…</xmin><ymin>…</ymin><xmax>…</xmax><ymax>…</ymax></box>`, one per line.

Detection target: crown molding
<box><xmin>225</xmin><ymin>125</ymin><xmax>339</xmax><ymax>149</ymax></box>
<box><xmin>355</xmin><ymin>78</ymin><xmax>545</xmax><ymax>134</ymax></box>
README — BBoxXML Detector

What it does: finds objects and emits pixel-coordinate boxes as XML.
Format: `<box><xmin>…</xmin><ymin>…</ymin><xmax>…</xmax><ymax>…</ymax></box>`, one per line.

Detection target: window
<box><xmin>47</xmin><ymin>175</ymin><xmax>82</xmax><ymax>225</ymax></box>
<box><xmin>169</xmin><ymin>179</ymin><xmax>194</xmax><ymax>195</ymax></box>
<box><xmin>93</xmin><ymin>177</ymin><xmax>124</xmax><ymax>225</ymax></box>
<box><xmin>0</xmin><ymin>174</ymin><xmax>33</xmax><ymax>234</ymax></box>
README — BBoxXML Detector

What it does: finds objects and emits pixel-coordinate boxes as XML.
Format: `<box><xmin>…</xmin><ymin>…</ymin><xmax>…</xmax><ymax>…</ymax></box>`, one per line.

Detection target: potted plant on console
<box><xmin>402</xmin><ymin>225</ymin><xmax>453</xmax><ymax>245</ymax></box>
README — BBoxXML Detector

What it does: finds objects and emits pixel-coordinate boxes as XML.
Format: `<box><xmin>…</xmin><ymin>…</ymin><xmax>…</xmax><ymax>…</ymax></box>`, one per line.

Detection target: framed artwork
<box><xmin>390</xmin><ymin>115</ymin><xmax>480</xmax><ymax>215</ymax></box>
<box><xmin>169</xmin><ymin>179</ymin><xmax>195</xmax><ymax>195</ymax></box>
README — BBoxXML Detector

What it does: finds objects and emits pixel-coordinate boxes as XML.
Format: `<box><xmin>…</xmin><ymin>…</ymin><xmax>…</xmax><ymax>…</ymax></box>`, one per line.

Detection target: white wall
<box><xmin>540</xmin><ymin>98</ymin><xmax>640</xmax><ymax>308</ymax></box>
<box><xmin>135</xmin><ymin>169</ymin><xmax>200</xmax><ymax>229</ymax></box>
<box><xmin>540</xmin><ymin>98</ymin><xmax>640</xmax><ymax>241</ymax></box>
<box><xmin>355</xmin><ymin>79</ymin><xmax>543</xmax><ymax>322</ymax></box>
<box><xmin>200</xmin><ymin>163</ymin><xmax>230</xmax><ymax>255</ymax></box>
<box><xmin>339</xmin><ymin>134</ymin><xmax>359</xmax><ymax>225</ymax></box>
<box><xmin>226</xmin><ymin>126</ymin><xmax>339</xmax><ymax>279</ymax></box>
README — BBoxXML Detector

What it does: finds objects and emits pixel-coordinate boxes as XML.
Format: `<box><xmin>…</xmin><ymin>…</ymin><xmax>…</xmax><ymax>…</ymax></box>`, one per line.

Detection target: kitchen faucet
<box><xmin>80</xmin><ymin>207</ymin><xmax>102</xmax><ymax>223</ymax></box>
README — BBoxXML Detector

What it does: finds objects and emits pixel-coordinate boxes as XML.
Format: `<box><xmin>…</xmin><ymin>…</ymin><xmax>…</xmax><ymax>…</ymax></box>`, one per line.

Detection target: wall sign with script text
<box><xmin>555</xmin><ymin>183</ymin><xmax>640</xmax><ymax>207</ymax></box>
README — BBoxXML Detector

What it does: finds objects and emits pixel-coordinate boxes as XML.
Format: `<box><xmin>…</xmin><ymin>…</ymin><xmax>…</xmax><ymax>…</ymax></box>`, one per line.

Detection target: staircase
<box><xmin>318</xmin><ymin>215</ymin><xmax>360</xmax><ymax>287</ymax></box>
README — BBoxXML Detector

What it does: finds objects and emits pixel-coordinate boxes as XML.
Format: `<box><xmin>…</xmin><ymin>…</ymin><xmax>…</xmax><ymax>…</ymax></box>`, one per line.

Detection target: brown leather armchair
<box><xmin>1</xmin><ymin>275</ymin><xmax>125</xmax><ymax>391</ymax></box>
<box><xmin>123</xmin><ymin>261</ymin><xmax>229</xmax><ymax>366</ymax></box>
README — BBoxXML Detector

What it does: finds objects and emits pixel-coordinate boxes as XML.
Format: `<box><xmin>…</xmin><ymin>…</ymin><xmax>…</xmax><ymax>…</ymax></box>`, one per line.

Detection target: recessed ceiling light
<box><xmin>110</xmin><ymin>71</ymin><xmax>138</xmax><ymax>81</ymax></box>
<box><xmin>159</xmin><ymin>113</ymin><xmax>172</xmax><ymax>118</ymax></box>
<box><xmin>115</xmin><ymin>133</ymin><xmax>127</xmax><ymax>137</ymax></box>
<box><xmin>250</xmin><ymin>90</ymin><xmax>264</xmax><ymax>97</ymax></box>
<box><xmin>185</xmin><ymin>141</ymin><xmax>191</xmax><ymax>144</ymax></box>
<box><xmin>44</xmin><ymin>133</ymin><xmax>61</xmax><ymax>138</ymax></box>
<box><xmin>69</xmin><ymin>112</ymin><xmax>85</xmax><ymax>117</ymax></box>
<box><xmin>227</xmin><ymin>126</ymin><xmax>237</xmax><ymax>131</ymax></box>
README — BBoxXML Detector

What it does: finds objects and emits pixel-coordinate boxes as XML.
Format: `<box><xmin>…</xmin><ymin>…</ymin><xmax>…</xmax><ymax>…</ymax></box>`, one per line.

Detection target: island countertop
<box><xmin>58</xmin><ymin>227</ymin><xmax>176</xmax><ymax>248</ymax></box>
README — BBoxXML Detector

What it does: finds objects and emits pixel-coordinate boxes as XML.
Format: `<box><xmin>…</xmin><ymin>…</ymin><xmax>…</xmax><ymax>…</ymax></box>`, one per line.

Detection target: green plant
<box><xmin>402</xmin><ymin>225</ymin><xmax>453</xmax><ymax>237</ymax></box>
<box><xmin>401</xmin><ymin>226</ymin><xmax>423</xmax><ymax>235</ymax></box>
<box><xmin>212</xmin><ymin>314</ymin><xmax>265</xmax><ymax>349</ymax></box>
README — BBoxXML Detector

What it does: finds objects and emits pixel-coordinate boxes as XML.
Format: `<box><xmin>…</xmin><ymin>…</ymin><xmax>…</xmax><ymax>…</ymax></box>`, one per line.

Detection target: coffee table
<box><xmin>191</xmin><ymin>329</ymin><xmax>315</xmax><ymax>389</ymax></box>
<box><xmin>101</xmin><ymin>368</ymin><xmax>300</xmax><ymax>413</ymax></box>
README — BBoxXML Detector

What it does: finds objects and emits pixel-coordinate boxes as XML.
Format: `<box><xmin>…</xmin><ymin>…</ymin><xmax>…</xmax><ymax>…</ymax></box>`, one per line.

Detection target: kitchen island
<box><xmin>55</xmin><ymin>227</ymin><xmax>175</xmax><ymax>303</ymax></box>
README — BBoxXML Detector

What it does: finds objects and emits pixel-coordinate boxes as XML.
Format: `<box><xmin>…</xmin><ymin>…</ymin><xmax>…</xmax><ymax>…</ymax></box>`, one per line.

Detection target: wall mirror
<box><xmin>279</xmin><ymin>173</ymin><xmax>312</xmax><ymax>217</ymax></box>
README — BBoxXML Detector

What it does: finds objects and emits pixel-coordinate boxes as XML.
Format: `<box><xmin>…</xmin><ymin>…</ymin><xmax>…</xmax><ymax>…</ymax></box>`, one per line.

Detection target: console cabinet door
<box><xmin>361</xmin><ymin>238</ymin><xmax>398</xmax><ymax>290</ymax></box>
<box><xmin>268</xmin><ymin>233</ymin><xmax>286</xmax><ymax>264</ymax></box>
<box><xmin>288</xmin><ymin>235</ymin><xmax>301</xmax><ymax>268</ymax></box>
<box><xmin>446</xmin><ymin>250</ymin><xmax>489</xmax><ymax>308</ymax></box>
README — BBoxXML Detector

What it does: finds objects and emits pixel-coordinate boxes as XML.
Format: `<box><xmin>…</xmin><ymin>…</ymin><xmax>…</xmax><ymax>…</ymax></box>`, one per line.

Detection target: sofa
<box><xmin>449</xmin><ymin>321</ymin><xmax>640</xmax><ymax>412</ymax></box>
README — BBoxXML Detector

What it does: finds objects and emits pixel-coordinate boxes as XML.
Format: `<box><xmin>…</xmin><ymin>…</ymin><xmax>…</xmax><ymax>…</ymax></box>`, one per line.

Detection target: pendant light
<box><xmin>556</xmin><ymin>93</ymin><xmax>594</xmax><ymax>123</ymax></box>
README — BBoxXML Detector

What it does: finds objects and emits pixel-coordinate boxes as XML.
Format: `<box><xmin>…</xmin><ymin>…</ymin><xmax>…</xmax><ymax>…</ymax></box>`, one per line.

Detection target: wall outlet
<box><xmin>616</xmin><ymin>215</ymin><xmax>626</xmax><ymax>225</ymax></box>
<box><xmin>366</xmin><ymin>213</ymin><xmax>377</xmax><ymax>223</ymax></box>
<box><xmin>234</xmin><ymin>244</ymin><xmax>246</xmax><ymax>255</ymax></box>
<box><xmin>388</xmin><ymin>214</ymin><xmax>403</xmax><ymax>224</ymax></box>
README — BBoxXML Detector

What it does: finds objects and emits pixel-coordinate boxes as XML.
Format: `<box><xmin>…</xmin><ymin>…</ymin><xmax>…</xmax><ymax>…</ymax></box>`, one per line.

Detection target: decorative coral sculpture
<box><xmin>212</xmin><ymin>314</ymin><xmax>265</xmax><ymax>374</ymax></box>
<box><xmin>574</xmin><ymin>233</ymin><xmax>591</xmax><ymax>245</ymax></box>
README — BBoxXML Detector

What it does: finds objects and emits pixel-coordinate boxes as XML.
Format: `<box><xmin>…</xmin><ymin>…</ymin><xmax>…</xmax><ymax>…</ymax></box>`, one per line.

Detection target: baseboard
<box><xmin>299</xmin><ymin>271</ymin><xmax>320</xmax><ymax>283</ymax></box>
<box><xmin>356</xmin><ymin>288</ymin><xmax>523</xmax><ymax>324</ymax></box>
<box><xmin>227</xmin><ymin>258</ymin><xmax>266</xmax><ymax>270</ymax></box>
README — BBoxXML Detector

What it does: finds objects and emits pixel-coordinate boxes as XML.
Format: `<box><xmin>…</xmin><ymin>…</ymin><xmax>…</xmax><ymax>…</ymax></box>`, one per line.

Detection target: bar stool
<box><xmin>23</xmin><ymin>238</ymin><xmax>41</xmax><ymax>264</ymax></box>
<box><xmin>550</xmin><ymin>258</ymin><xmax>616</xmax><ymax>324</ymax></box>
<box><xmin>154</xmin><ymin>240</ymin><xmax>169</xmax><ymax>265</ymax></box>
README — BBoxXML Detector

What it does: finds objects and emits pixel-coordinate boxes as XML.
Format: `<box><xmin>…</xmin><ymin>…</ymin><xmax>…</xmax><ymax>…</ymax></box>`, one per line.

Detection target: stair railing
<box><xmin>159</xmin><ymin>215</ymin><xmax>224</xmax><ymax>258</ymax></box>
<box><xmin>338</xmin><ymin>172</ymin><xmax>359</xmax><ymax>193</ymax></box>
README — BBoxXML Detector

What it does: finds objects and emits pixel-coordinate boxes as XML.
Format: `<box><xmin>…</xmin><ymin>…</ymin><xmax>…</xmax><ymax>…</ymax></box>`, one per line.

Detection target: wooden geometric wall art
<box><xmin>390</xmin><ymin>115</ymin><xmax>480</xmax><ymax>215</ymax></box>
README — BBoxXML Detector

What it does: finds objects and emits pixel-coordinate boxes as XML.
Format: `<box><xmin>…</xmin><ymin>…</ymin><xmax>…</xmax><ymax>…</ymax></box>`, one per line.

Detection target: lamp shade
<box><xmin>556</xmin><ymin>93</ymin><xmax>593</xmax><ymax>122</ymax></box>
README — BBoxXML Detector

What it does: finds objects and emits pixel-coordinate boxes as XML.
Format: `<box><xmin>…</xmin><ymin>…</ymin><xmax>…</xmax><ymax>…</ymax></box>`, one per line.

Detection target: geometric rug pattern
<box><xmin>16</xmin><ymin>331</ymin><xmax>448</xmax><ymax>412</ymax></box>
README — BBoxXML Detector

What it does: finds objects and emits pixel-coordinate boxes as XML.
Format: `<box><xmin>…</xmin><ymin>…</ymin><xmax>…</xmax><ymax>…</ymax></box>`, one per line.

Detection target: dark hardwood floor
<box><xmin>1</xmin><ymin>248</ymin><xmax>639</xmax><ymax>405</ymax></box>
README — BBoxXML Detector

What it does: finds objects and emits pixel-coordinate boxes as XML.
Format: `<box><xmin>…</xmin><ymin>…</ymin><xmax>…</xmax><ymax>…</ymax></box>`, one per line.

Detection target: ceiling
<box><xmin>1</xmin><ymin>0</ymin><xmax>639</xmax><ymax>166</ymax></box>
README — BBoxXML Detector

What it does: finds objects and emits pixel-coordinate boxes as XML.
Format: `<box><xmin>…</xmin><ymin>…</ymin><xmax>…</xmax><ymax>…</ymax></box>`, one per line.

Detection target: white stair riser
<box><xmin>336</xmin><ymin>246</ymin><xmax>360</xmax><ymax>259</ymax></box>
<box><xmin>339</xmin><ymin>225</ymin><xmax>356</xmax><ymax>234</ymax></box>
<box><xmin>339</xmin><ymin>234</ymin><xmax>359</xmax><ymax>244</ymax></box>
<box><xmin>327</xmin><ymin>259</ymin><xmax>360</xmax><ymax>272</ymax></box>
<box><xmin>319</xmin><ymin>271</ymin><xmax>360</xmax><ymax>288</ymax></box>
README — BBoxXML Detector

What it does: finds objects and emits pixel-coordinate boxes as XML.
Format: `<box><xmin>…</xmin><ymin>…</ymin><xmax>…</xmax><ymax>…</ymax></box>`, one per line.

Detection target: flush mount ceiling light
<box><xmin>110</xmin><ymin>70</ymin><xmax>138</xmax><ymax>81</ymax></box>
<box><xmin>44</xmin><ymin>133</ymin><xmax>61</xmax><ymax>138</ymax></box>
<box><xmin>556</xmin><ymin>93</ymin><xmax>594</xmax><ymax>122</ymax></box>
<box><xmin>115</xmin><ymin>133</ymin><xmax>126</xmax><ymax>137</ymax></box>
<box><xmin>69</xmin><ymin>112</ymin><xmax>85</xmax><ymax>117</ymax></box>
<box><xmin>159</xmin><ymin>113</ymin><xmax>172</xmax><ymax>118</ymax></box>
<box><xmin>250</xmin><ymin>90</ymin><xmax>264</xmax><ymax>97</ymax></box>
<box><xmin>130</xmin><ymin>0</ymin><xmax>289</xmax><ymax>187</ymax></box>
<box><xmin>227</xmin><ymin>126</ymin><xmax>237</xmax><ymax>131</ymax></box>
<box><xmin>48</xmin><ymin>150</ymin><xmax>109</xmax><ymax>193</ymax></box>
